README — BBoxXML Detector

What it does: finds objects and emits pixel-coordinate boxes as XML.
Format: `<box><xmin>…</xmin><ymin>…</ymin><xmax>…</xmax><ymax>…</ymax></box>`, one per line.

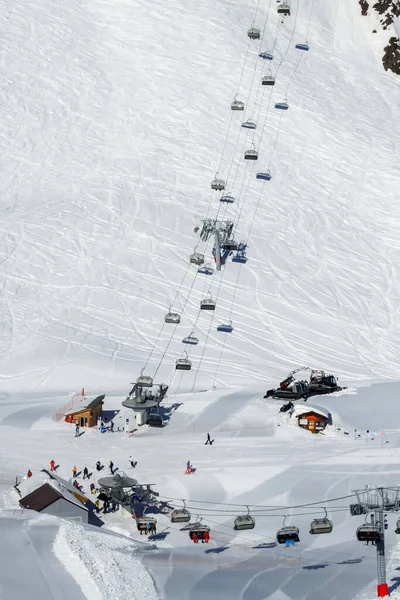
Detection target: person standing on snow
<box><xmin>72</xmin><ymin>465</ymin><xmax>77</xmax><ymax>478</ymax></box>
<box><xmin>27</xmin><ymin>470</ymin><xmax>32</xmax><ymax>478</ymax></box>
<box><xmin>75</xmin><ymin>424</ymin><xmax>80</xmax><ymax>437</ymax></box>
<box><xmin>83</xmin><ymin>466</ymin><xmax>89</xmax><ymax>480</ymax></box>
<box><xmin>185</xmin><ymin>461</ymin><xmax>192</xmax><ymax>474</ymax></box>
<box><xmin>109</xmin><ymin>460</ymin><xmax>114</xmax><ymax>474</ymax></box>
<box><xmin>50</xmin><ymin>459</ymin><xmax>55</xmax><ymax>471</ymax></box>
<box><xmin>110</xmin><ymin>421</ymin><xmax>114</xmax><ymax>432</ymax></box>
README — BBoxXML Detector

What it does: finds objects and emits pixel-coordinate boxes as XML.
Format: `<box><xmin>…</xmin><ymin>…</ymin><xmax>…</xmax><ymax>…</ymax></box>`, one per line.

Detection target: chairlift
<box><xmin>176</xmin><ymin>352</ymin><xmax>192</xmax><ymax>371</ymax></box>
<box><xmin>220</xmin><ymin>194</ymin><xmax>235</xmax><ymax>204</ymax></box>
<box><xmin>137</xmin><ymin>370</ymin><xmax>153</xmax><ymax>388</ymax></box>
<box><xmin>395</xmin><ymin>519</ymin><xmax>400</xmax><ymax>534</ymax></box>
<box><xmin>244</xmin><ymin>145</ymin><xmax>258</xmax><ymax>160</ymax></box>
<box><xmin>182</xmin><ymin>332</ymin><xmax>199</xmax><ymax>345</ymax></box>
<box><xmin>190</xmin><ymin>252</ymin><xmax>204</xmax><ymax>265</ymax></box>
<box><xmin>277</xmin><ymin>2</ymin><xmax>291</xmax><ymax>15</ymax></box>
<box><xmin>247</xmin><ymin>26</ymin><xmax>261</xmax><ymax>40</ymax></box>
<box><xmin>276</xmin><ymin>517</ymin><xmax>300</xmax><ymax>544</ymax></box>
<box><xmin>295</xmin><ymin>41</ymin><xmax>309</xmax><ymax>51</ymax></box>
<box><xmin>310</xmin><ymin>510</ymin><xmax>333</xmax><ymax>535</ymax></box>
<box><xmin>200</xmin><ymin>296</ymin><xmax>216</xmax><ymax>311</ymax></box>
<box><xmin>147</xmin><ymin>413</ymin><xmax>163</xmax><ymax>427</ymax></box>
<box><xmin>256</xmin><ymin>171</ymin><xmax>272</xmax><ymax>181</ymax></box>
<box><xmin>189</xmin><ymin>523</ymin><xmax>211</xmax><ymax>541</ymax></box>
<box><xmin>262</xmin><ymin>74</ymin><xmax>275</xmax><ymax>86</ymax></box>
<box><xmin>171</xmin><ymin>501</ymin><xmax>191</xmax><ymax>524</ymax></box>
<box><xmin>259</xmin><ymin>51</ymin><xmax>273</xmax><ymax>60</ymax></box>
<box><xmin>234</xmin><ymin>507</ymin><xmax>255</xmax><ymax>530</ymax></box>
<box><xmin>217</xmin><ymin>321</ymin><xmax>233</xmax><ymax>333</ymax></box>
<box><xmin>242</xmin><ymin>120</ymin><xmax>257</xmax><ymax>129</ymax></box>
<box><xmin>137</xmin><ymin>515</ymin><xmax>157</xmax><ymax>534</ymax></box>
<box><xmin>232</xmin><ymin>241</ymin><xmax>247</xmax><ymax>263</ymax></box>
<box><xmin>222</xmin><ymin>239</ymin><xmax>238</xmax><ymax>251</ymax></box>
<box><xmin>198</xmin><ymin>264</ymin><xmax>214</xmax><ymax>276</ymax></box>
<box><xmin>165</xmin><ymin>308</ymin><xmax>181</xmax><ymax>324</ymax></box>
<box><xmin>275</xmin><ymin>100</ymin><xmax>289</xmax><ymax>110</ymax></box>
<box><xmin>211</xmin><ymin>174</ymin><xmax>226</xmax><ymax>191</ymax></box>
<box><xmin>356</xmin><ymin>524</ymin><xmax>380</xmax><ymax>543</ymax></box>
<box><xmin>231</xmin><ymin>94</ymin><xmax>245</xmax><ymax>111</ymax></box>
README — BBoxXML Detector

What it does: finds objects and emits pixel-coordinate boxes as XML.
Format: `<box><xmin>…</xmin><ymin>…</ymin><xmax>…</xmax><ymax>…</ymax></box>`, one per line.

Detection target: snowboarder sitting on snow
<box><xmin>129</xmin><ymin>456</ymin><xmax>137</xmax><ymax>468</ymax></box>
<box><xmin>185</xmin><ymin>461</ymin><xmax>193</xmax><ymax>474</ymax></box>
<box><xmin>90</xmin><ymin>483</ymin><xmax>96</xmax><ymax>494</ymax></box>
<box><xmin>27</xmin><ymin>470</ymin><xmax>32</xmax><ymax>478</ymax></box>
<box><xmin>96</xmin><ymin>461</ymin><xmax>102</xmax><ymax>471</ymax></box>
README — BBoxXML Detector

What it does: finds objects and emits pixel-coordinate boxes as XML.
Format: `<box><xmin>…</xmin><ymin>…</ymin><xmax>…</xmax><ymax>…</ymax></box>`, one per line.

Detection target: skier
<box><xmin>27</xmin><ymin>469</ymin><xmax>32</xmax><ymax>478</ymax></box>
<box><xmin>110</xmin><ymin>421</ymin><xmax>114</xmax><ymax>432</ymax></box>
<box><xmin>109</xmin><ymin>460</ymin><xmax>114</xmax><ymax>474</ymax></box>
<box><xmin>75</xmin><ymin>424</ymin><xmax>80</xmax><ymax>437</ymax></box>
<box><xmin>129</xmin><ymin>456</ymin><xmax>137</xmax><ymax>468</ymax></box>
<box><xmin>96</xmin><ymin>461</ymin><xmax>102</xmax><ymax>471</ymax></box>
<box><xmin>83</xmin><ymin>466</ymin><xmax>89</xmax><ymax>480</ymax></box>
<box><xmin>49</xmin><ymin>459</ymin><xmax>55</xmax><ymax>471</ymax></box>
<box><xmin>72</xmin><ymin>465</ymin><xmax>77</xmax><ymax>478</ymax></box>
<box><xmin>205</xmin><ymin>433</ymin><xmax>213</xmax><ymax>445</ymax></box>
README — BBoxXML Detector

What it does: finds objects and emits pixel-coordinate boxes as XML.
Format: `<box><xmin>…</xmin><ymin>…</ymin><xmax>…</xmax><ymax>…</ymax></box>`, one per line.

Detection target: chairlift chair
<box><xmin>198</xmin><ymin>264</ymin><xmax>214</xmax><ymax>276</ymax></box>
<box><xmin>244</xmin><ymin>148</ymin><xmax>258</xmax><ymax>160</ymax></box>
<box><xmin>277</xmin><ymin>2</ymin><xmax>291</xmax><ymax>15</ymax></box>
<box><xmin>395</xmin><ymin>519</ymin><xmax>400</xmax><ymax>534</ymax></box>
<box><xmin>220</xmin><ymin>194</ymin><xmax>235</xmax><ymax>204</ymax></box>
<box><xmin>310</xmin><ymin>516</ymin><xmax>333</xmax><ymax>535</ymax></box>
<box><xmin>147</xmin><ymin>413</ymin><xmax>163</xmax><ymax>427</ymax></box>
<box><xmin>276</xmin><ymin>518</ymin><xmax>300</xmax><ymax>544</ymax></box>
<box><xmin>295</xmin><ymin>41</ymin><xmax>309</xmax><ymax>51</ymax></box>
<box><xmin>259</xmin><ymin>51</ymin><xmax>273</xmax><ymax>60</ymax></box>
<box><xmin>189</xmin><ymin>524</ymin><xmax>210</xmax><ymax>541</ymax></box>
<box><xmin>165</xmin><ymin>310</ymin><xmax>181</xmax><ymax>324</ymax></box>
<box><xmin>182</xmin><ymin>333</ymin><xmax>199</xmax><ymax>345</ymax></box>
<box><xmin>211</xmin><ymin>176</ymin><xmax>225</xmax><ymax>191</ymax></box>
<box><xmin>231</xmin><ymin>95</ymin><xmax>245</xmax><ymax>111</ymax></box>
<box><xmin>356</xmin><ymin>524</ymin><xmax>380</xmax><ymax>543</ymax></box>
<box><xmin>190</xmin><ymin>252</ymin><xmax>205</xmax><ymax>265</ymax></box>
<box><xmin>247</xmin><ymin>27</ymin><xmax>261</xmax><ymax>40</ymax></box>
<box><xmin>137</xmin><ymin>515</ymin><xmax>157</xmax><ymax>534</ymax></box>
<box><xmin>176</xmin><ymin>356</ymin><xmax>192</xmax><ymax>371</ymax></box>
<box><xmin>200</xmin><ymin>297</ymin><xmax>216</xmax><ymax>311</ymax></box>
<box><xmin>242</xmin><ymin>120</ymin><xmax>257</xmax><ymax>129</ymax></box>
<box><xmin>222</xmin><ymin>239</ymin><xmax>238</xmax><ymax>251</ymax></box>
<box><xmin>171</xmin><ymin>508</ymin><xmax>191</xmax><ymax>524</ymax></box>
<box><xmin>136</xmin><ymin>372</ymin><xmax>153</xmax><ymax>387</ymax></box>
<box><xmin>217</xmin><ymin>321</ymin><xmax>233</xmax><ymax>333</ymax></box>
<box><xmin>256</xmin><ymin>171</ymin><xmax>272</xmax><ymax>181</ymax></box>
<box><xmin>275</xmin><ymin>100</ymin><xmax>289</xmax><ymax>110</ymax></box>
<box><xmin>234</xmin><ymin>507</ymin><xmax>255</xmax><ymax>530</ymax></box>
<box><xmin>262</xmin><ymin>74</ymin><xmax>275</xmax><ymax>86</ymax></box>
<box><xmin>232</xmin><ymin>241</ymin><xmax>247</xmax><ymax>263</ymax></box>
<box><xmin>276</xmin><ymin>526</ymin><xmax>300</xmax><ymax>544</ymax></box>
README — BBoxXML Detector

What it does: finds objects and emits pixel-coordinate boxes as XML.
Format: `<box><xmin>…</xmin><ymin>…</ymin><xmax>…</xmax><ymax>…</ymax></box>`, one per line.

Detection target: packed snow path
<box><xmin>0</xmin><ymin>0</ymin><xmax>400</xmax><ymax>393</ymax></box>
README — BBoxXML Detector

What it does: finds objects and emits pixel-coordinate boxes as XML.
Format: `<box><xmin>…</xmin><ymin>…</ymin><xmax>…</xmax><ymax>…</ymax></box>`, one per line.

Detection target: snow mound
<box><xmin>53</xmin><ymin>521</ymin><xmax>159</xmax><ymax>600</ymax></box>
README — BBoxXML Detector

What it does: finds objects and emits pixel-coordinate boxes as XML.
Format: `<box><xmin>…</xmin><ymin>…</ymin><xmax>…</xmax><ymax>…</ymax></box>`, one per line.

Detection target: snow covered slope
<box><xmin>0</xmin><ymin>0</ymin><xmax>400</xmax><ymax>398</ymax></box>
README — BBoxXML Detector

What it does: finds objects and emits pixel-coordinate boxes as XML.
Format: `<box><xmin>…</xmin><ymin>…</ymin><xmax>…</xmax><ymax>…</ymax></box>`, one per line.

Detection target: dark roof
<box><xmin>65</xmin><ymin>394</ymin><xmax>105</xmax><ymax>416</ymax></box>
<box><xmin>19</xmin><ymin>483</ymin><xmax>61</xmax><ymax>511</ymax></box>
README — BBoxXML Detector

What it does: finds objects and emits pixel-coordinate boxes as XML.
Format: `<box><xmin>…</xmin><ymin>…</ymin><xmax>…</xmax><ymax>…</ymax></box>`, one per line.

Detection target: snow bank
<box><xmin>53</xmin><ymin>521</ymin><xmax>159</xmax><ymax>600</ymax></box>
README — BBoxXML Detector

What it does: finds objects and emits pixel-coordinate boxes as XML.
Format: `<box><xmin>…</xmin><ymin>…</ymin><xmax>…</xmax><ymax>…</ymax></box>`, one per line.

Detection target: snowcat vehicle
<box><xmin>264</xmin><ymin>367</ymin><xmax>344</xmax><ymax>400</ymax></box>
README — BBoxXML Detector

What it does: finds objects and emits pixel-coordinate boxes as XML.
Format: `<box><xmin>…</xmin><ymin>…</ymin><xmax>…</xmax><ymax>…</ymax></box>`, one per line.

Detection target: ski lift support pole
<box><xmin>351</xmin><ymin>486</ymin><xmax>400</xmax><ymax>598</ymax></box>
<box><xmin>214</xmin><ymin>230</ymin><xmax>221</xmax><ymax>271</ymax></box>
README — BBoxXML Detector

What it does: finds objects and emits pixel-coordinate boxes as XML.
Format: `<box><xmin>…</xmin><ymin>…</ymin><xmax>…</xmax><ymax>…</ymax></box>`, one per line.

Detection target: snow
<box><xmin>0</xmin><ymin>0</ymin><xmax>400</xmax><ymax>597</ymax></box>
<box><xmin>291</xmin><ymin>403</ymin><xmax>331</xmax><ymax>420</ymax></box>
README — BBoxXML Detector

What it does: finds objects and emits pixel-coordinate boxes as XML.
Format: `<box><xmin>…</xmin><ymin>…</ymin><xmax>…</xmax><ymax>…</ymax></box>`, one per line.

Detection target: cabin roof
<box><xmin>64</xmin><ymin>394</ymin><xmax>105</xmax><ymax>416</ymax></box>
<box><xmin>292</xmin><ymin>404</ymin><xmax>330</xmax><ymax>420</ymax></box>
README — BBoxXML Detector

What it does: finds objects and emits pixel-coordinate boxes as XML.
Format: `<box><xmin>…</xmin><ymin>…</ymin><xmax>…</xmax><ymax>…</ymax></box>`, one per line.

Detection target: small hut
<box><xmin>292</xmin><ymin>404</ymin><xmax>330</xmax><ymax>433</ymax></box>
<box><xmin>64</xmin><ymin>394</ymin><xmax>104</xmax><ymax>427</ymax></box>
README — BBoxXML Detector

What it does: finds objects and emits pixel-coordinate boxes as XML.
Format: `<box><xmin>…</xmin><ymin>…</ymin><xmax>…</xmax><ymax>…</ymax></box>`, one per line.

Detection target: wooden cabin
<box><xmin>292</xmin><ymin>404</ymin><xmax>330</xmax><ymax>434</ymax></box>
<box><xmin>64</xmin><ymin>394</ymin><xmax>104</xmax><ymax>427</ymax></box>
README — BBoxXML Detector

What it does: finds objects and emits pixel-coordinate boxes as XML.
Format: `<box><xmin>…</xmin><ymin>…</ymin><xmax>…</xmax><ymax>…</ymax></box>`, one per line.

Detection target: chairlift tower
<box><xmin>351</xmin><ymin>486</ymin><xmax>400</xmax><ymax>598</ymax></box>
<box><xmin>199</xmin><ymin>219</ymin><xmax>234</xmax><ymax>271</ymax></box>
